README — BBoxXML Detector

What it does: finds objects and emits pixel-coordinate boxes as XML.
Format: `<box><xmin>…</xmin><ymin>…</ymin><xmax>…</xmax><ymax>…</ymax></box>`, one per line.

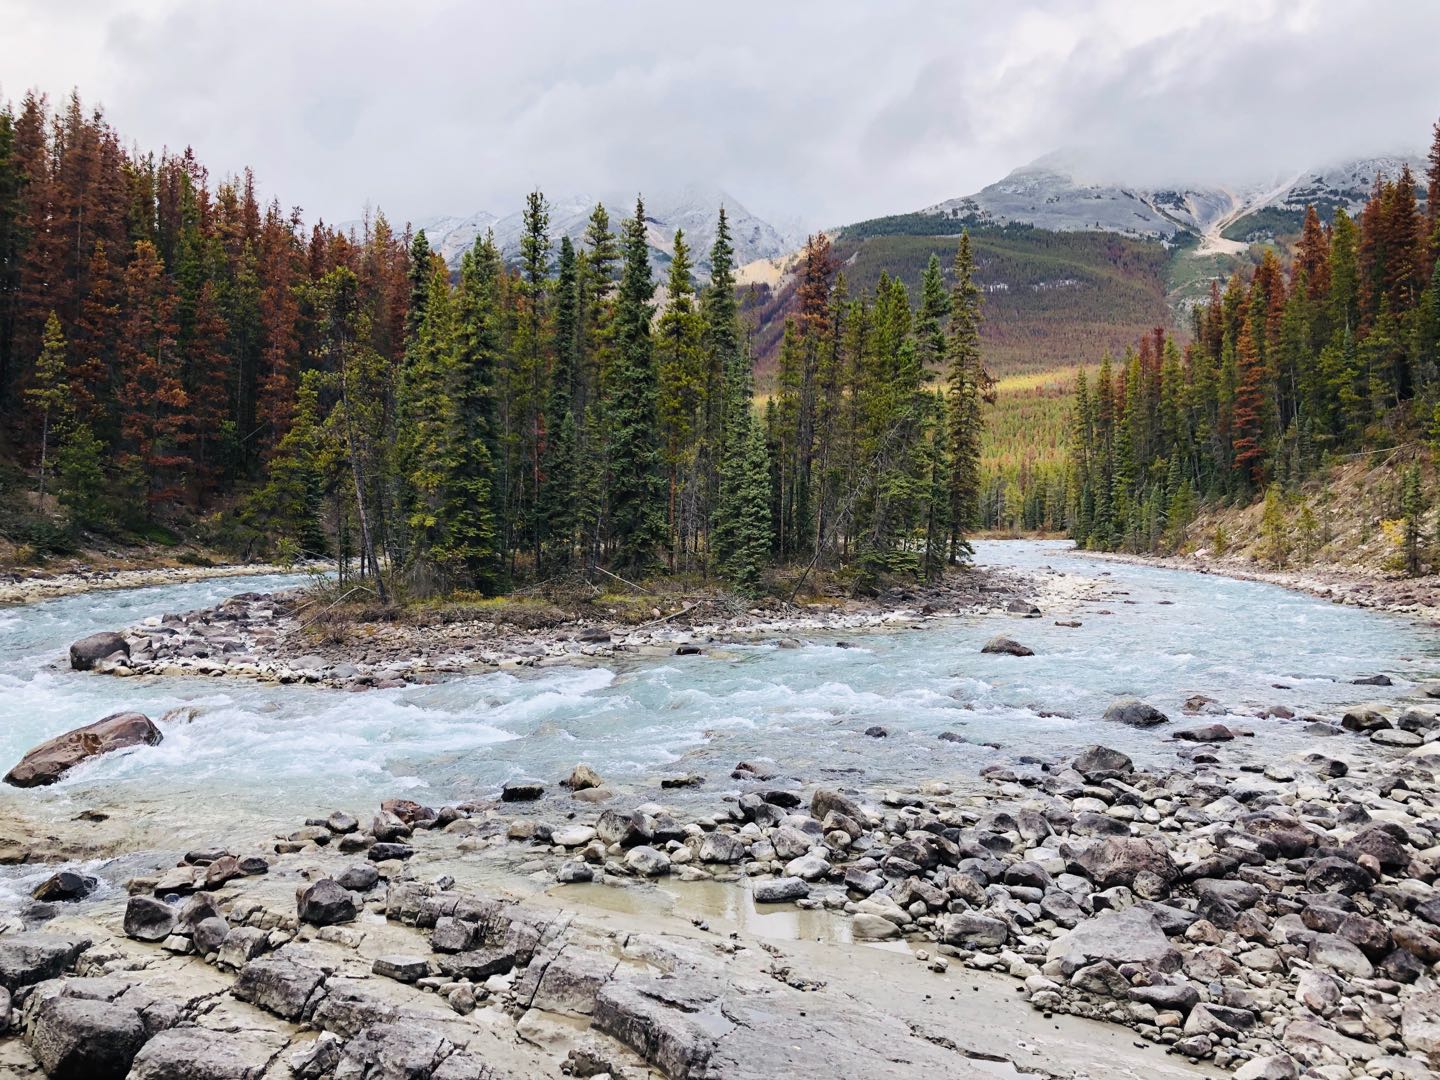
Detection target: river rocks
<box><xmin>297</xmin><ymin>879</ymin><xmax>357</xmax><ymax>926</ymax></box>
<box><xmin>1049</xmin><ymin>908</ymin><xmax>1182</xmax><ymax>975</ymax></box>
<box><xmin>1233</xmin><ymin>1055</ymin><xmax>1300</xmax><ymax>1080</ymax></box>
<box><xmin>694</xmin><ymin>831</ymin><xmax>747</xmax><ymax>864</ymax></box>
<box><xmin>1173</xmin><ymin>723</ymin><xmax>1234</xmax><ymax>742</ymax></box>
<box><xmin>4</xmin><ymin>711</ymin><xmax>163</xmax><ymax>787</ymax></box>
<box><xmin>1373</xmin><ymin>728</ymin><xmax>1423</xmax><ymax>746</ymax></box>
<box><xmin>68</xmin><ymin>631</ymin><xmax>130</xmax><ymax>670</ymax></box>
<box><xmin>811</xmin><ymin>788</ymin><xmax>865</xmax><ymax>824</ymax></box>
<box><xmin>939</xmin><ymin>912</ymin><xmax>1008</xmax><ymax>948</ymax></box>
<box><xmin>1072</xmin><ymin>744</ymin><xmax>1132</xmax><ymax>780</ymax></box>
<box><xmin>981</xmin><ymin>635</ymin><xmax>1033</xmax><ymax>656</ymax></box>
<box><xmin>1073</xmin><ymin>836</ymin><xmax>1178</xmax><ymax>890</ymax></box>
<box><xmin>124</xmin><ymin>897</ymin><xmax>177</xmax><ymax>942</ymax></box>
<box><xmin>1102</xmin><ymin>696</ymin><xmax>1169</xmax><ymax>727</ymax></box>
<box><xmin>624</xmin><ymin>845</ymin><xmax>671</xmax><ymax>877</ymax></box>
<box><xmin>31</xmin><ymin>870</ymin><xmax>97</xmax><ymax>902</ymax></box>
<box><xmin>564</xmin><ymin>763</ymin><xmax>603</xmax><ymax>791</ymax></box>
<box><xmin>501</xmin><ymin>781</ymin><xmax>545</xmax><ymax>802</ymax></box>
<box><xmin>753</xmin><ymin>877</ymin><xmax>809</xmax><ymax>903</ymax></box>
<box><xmin>26</xmin><ymin>994</ymin><xmax>147</xmax><ymax>1079</ymax></box>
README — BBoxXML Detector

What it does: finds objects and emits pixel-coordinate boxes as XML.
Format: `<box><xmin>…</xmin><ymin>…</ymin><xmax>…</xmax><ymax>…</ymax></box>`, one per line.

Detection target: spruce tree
<box><xmin>713</xmin><ymin>345</ymin><xmax>773</xmax><ymax>593</ymax></box>
<box><xmin>449</xmin><ymin>233</ymin><xmax>504</xmax><ymax>592</ymax></box>
<box><xmin>944</xmin><ymin>232</ymin><xmax>986</xmax><ymax>562</ymax></box>
<box><xmin>538</xmin><ymin>236</ymin><xmax>579</xmax><ymax>569</ymax></box>
<box><xmin>606</xmin><ymin>197</ymin><xmax>666</xmax><ymax>574</ymax></box>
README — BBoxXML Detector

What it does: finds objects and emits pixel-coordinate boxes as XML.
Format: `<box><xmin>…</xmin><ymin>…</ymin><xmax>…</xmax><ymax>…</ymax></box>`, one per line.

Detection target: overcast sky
<box><xmin>3</xmin><ymin>0</ymin><xmax>1437</xmax><ymax>231</ymax></box>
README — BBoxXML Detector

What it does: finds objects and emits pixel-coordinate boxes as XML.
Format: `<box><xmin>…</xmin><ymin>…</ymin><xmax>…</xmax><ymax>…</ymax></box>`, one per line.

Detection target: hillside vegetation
<box><xmin>745</xmin><ymin>221</ymin><xmax>1174</xmax><ymax>382</ymax></box>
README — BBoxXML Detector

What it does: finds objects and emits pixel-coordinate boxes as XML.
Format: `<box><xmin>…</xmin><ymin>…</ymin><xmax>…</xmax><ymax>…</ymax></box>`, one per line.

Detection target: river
<box><xmin>0</xmin><ymin>540</ymin><xmax>1435</xmax><ymax>913</ymax></box>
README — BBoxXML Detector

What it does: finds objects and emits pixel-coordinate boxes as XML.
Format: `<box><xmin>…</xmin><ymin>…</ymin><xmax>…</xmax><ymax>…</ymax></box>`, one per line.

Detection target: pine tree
<box><xmin>25</xmin><ymin>311</ymin><xmax>69</xmax><ymax>509</ymax></box>
<box><xmin>606</xmin><ymin>197</ymin><xmax>666</xmax><ymax>574</ymax></box>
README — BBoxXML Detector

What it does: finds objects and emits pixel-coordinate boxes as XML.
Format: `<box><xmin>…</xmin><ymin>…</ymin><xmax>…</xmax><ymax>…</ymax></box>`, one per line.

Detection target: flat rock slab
<box><xmin>373</xmin><ymin>955</ymin><xmax>430</xmax><ymax>983</ymax></box>
<box><xmin>0</xmin><ymin>934</ymin><xmax>91</xmax><ymax>991</ymax></box>
<box><xmin>128</xmin><ymin>1026</ymin><xmax>275</xmax><ymax>1080</ymax></box>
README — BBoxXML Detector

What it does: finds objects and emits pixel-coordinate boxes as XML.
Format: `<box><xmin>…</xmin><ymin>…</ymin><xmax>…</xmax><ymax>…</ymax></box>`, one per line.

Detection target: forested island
<box><xmin>0</xmin><ymin>92</ymin><xmax>989</xmax><ymax>604</ymax></box>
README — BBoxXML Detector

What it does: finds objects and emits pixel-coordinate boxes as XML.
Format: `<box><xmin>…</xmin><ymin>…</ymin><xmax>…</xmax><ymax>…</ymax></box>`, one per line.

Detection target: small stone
<box><xmin>556</xmin><ymin>861</ymin><xmax>595</xmax><ymax>884</ymax></box>
<box><xmin>981</xmin><ymin>635</ymin><xmax>1033</xmax><ymax>656</ymax></box>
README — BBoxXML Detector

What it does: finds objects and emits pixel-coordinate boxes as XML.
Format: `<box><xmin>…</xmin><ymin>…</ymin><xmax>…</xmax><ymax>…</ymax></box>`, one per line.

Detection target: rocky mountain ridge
<box><xmin>921</xmin><ymin>151</ymin><xmax>1427</xmax><ymax>247</ymax></box>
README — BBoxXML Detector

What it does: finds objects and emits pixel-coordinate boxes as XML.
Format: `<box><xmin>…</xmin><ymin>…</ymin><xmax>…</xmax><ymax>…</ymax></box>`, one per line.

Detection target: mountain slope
<box><xmin>744</xmin><ymin>221</ymin><xmax>1173</xmax><ymax>382</ymax></box>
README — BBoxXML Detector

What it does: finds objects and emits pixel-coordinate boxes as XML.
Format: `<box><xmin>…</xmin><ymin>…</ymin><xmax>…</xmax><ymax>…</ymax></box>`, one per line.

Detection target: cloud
<box><xmin>1</xmin><ymin>0</ymin><xmax>1435</xmax><ymax>231</ymax></box>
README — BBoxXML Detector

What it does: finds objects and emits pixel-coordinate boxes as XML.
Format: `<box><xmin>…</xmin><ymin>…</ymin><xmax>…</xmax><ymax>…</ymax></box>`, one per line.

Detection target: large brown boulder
<box><xmin>4</xmin><ymin>712</ymin><xmax>162</xmax><ymax>788</ymax></box>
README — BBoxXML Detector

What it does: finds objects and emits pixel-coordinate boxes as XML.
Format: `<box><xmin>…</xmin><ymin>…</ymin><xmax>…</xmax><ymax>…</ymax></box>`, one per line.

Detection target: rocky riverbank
<box><xmin>5</xmin><ymin>679</ymin><xmax>1440</xmax><ymax>1078</ymax></box>
<box><xmin>0</xmin><ymin>560</ymin><xmax>326</xmax><ymax>607</ymax></box>
<box><xmin>69</xmin><ymin>562</ymin><xmax>1082</xmax><ymax>689</ymax></box>
<box><xmin>1087</xmin><ymin>550</ymin><xmax>1440</xmax><ymax>623</ymax></box>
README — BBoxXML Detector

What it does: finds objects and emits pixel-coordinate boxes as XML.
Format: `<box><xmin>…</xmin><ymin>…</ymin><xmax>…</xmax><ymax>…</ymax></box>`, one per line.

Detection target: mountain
<box><xmin>409</xmin><ymin>186</ymin><xmax>802</xmax><ymax>279</ymax></box>
<box><xmin>920</xmin><ymin>151</ymin><xmax>1426</xmax><ymax>249</ymax></box>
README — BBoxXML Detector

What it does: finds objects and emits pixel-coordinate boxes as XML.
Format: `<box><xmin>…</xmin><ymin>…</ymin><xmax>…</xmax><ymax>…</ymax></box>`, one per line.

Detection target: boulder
<box><xmin>565</xmin><ymin>763</ymin><xmax>603</xmax><ymax>791</ymax></box>
<box><xmin>128</xmin><ymin>1026</ymin><xmax>272</xmax><ymax>1080</ymax></box>
<box><xmin>123</xmin><ymin>896</ymin><xmax>177</xmax><ymax>942</ymax></box>
<box><xmin>811</xmin><ymin>789</ymin><xmax>865</xmax><ymax>824</ymax></box>
<box><xmin>1402</xmin><ymin>989</ymin><xmax>1440</xmax><ymax>1060</ymax></box>
<box><xmin>31</xmin><ymin>870</ymin><xmax>97</xmax><ymax>902</ymax></box>
<box><xmin>68</xmin><ymin>631</ymin><xmax>129</xmax><ymax>671</ymax></box>
<box><xmin>1072</xmin><ymin>745</ymin><xmax>1133</xmax><ymax>780</ymax></box>
<box><xmin>192</xmin><ymin>917</ymin><xmax>229</xmax><ymax>956</ymax></box>
<box><xmin>1233</xmin><ymin>1056</ymin><xmax>1299</xmax><ymax>1080</ymax></box>
<box><xmin>753</xmin><ymin>877</ymin><xmax>809</xmax><ymax>904</ymax></box>
<box><xmin>1048</xmin><ymin>907</ymin><xmax>1182</xmax><ymax>975</ymax></box>
<box><xmin>335</xmin><ymin>864</ymin><xmax>380</xmax><ymax>892</ymax></box>
<box><xmin>1073</xmin><ymin>836</ymin><xmax>1179</xmax><ymax>890</ymax></box>
<box><xmin>1102</xmin><ymin>697</ymin><xmax>1169</xmax><ymax>727</ymax></box>
<box><xmin>1173</xmin><ymin>724</ymin><xmax>1234</xmax><ymax>742</ymax></box>
<box><xmin>624</xmin><ymin>846</ymin><xmax>672</xmax><ymax>877</ymax></box>
<box><xmin>297</xmin><ymin>879</ymin><xmax>356</xmax><ymax>926</ymax></box>
<box><xmin>981</xmin><ymin>636</ymin><xmax>1033</xmax><ymax>657</ymax></box>
<box><xmin>4</xmin><ymin>712</ymin><xmax>162</xmax><ymax>787</ymax></box>
<box><xmin>26</xmin><ymin>994</ymin><xmax>146</xmax><ymax>1079</ymax></box>
<box><xmin>939</xmin><ymin>912</ymin><xmax>1008</xmax><ymax>948</ymax></box>
<box><xmin>695</xmin><ymin>831</ymin><xmax>747</xmax><ymax>864</ymax></box>
<box><xmin>501</xmin><ymin>781</ymin><xmax>544</xmax><ymax>802</ymax></box>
